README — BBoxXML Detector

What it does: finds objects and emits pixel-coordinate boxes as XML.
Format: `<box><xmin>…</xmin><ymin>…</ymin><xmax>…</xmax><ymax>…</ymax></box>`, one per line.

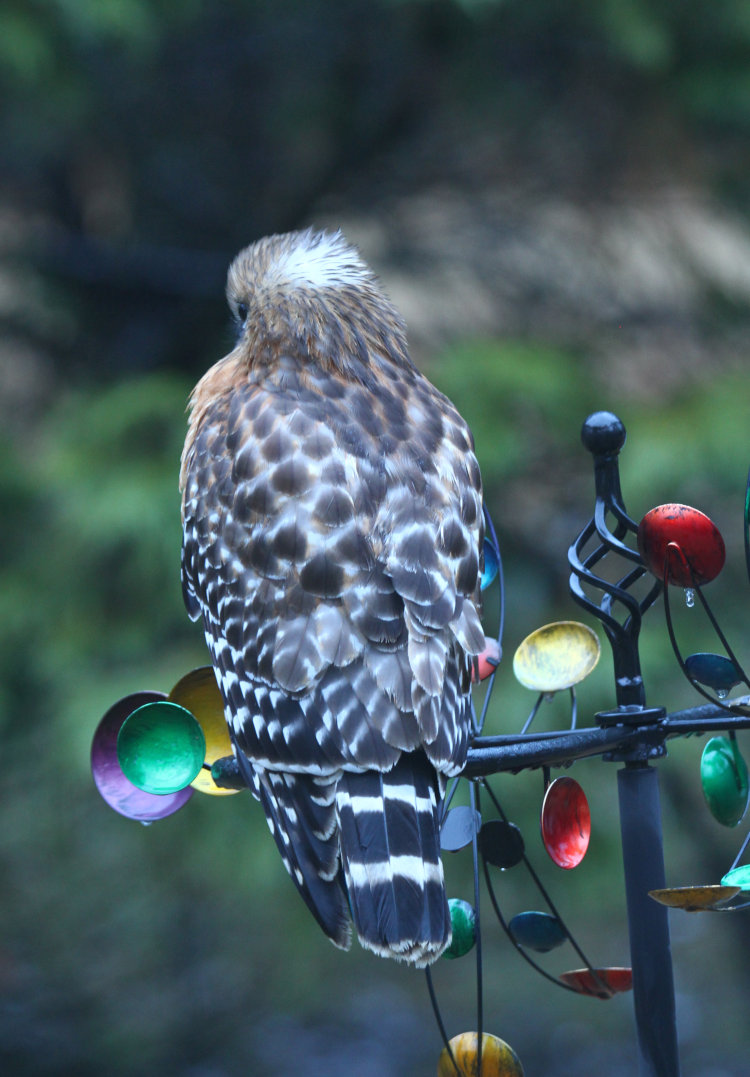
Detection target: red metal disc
<box><xmin>471</xmin><ymin>639</ymin><xmax>502</xmax><ymax>683</ymax></box>
<box><xmin>559</xmin><ymin>967</ymin><xmax>633</xmax><ymax>999</ymax></box>
<box><xmin>541</xmin><ymin>776</ymin><xmax>591</xmax><ymax>868</ymax></box>
<box><xmin>637</xmin><ymin>504</ymin><xmax>725</xmax><ymax>587</ymax></box>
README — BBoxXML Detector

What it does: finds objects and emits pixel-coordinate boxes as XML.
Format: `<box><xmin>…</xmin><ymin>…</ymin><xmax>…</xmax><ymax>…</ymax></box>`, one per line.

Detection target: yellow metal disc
<box><xmin>437</xmin><ymin>1032</ymin><xmax>524</xmax><ymax>1077</ymax></box>
<box><xmin>648</xmin><ymin>885</ymin><xmax>741</xmax><ymax>911</ymax></box>
<box><xmin>513</xmin><ymin>621</ymin><xmax>601</xmax><ymax>693</ymax></box>
<box><xmin>169</xmin><ymin>667</ymin><xmax>238</xmax><ymax>796</ymax></box>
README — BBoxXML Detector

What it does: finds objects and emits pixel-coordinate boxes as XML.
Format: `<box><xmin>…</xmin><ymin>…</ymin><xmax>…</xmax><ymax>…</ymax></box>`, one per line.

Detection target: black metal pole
<box><xmin>617</xmin><ymin>762</ymin><xmax>680</xmax><ymax>1077</ymax></box>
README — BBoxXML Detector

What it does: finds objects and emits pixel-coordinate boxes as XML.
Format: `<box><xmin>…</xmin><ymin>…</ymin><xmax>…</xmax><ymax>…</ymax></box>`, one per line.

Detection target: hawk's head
<box><xmin>225</xmin><ymin>228</ymin><xmax>410</xmax><ymax>378</ymax></box>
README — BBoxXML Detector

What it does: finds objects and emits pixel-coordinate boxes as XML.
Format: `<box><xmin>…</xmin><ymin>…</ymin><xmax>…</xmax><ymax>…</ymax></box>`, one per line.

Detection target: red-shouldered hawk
<box><xmin>180</xmin><ymin>229</ymin><xmax>485</xmax><ymax>965</ymax></box>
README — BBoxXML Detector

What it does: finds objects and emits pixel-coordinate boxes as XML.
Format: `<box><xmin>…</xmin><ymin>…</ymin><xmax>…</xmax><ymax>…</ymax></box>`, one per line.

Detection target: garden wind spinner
<box><xmin>92</xmin><ymin>411</ymin><xmax>750</xmax><ymax>1077</ymax></box>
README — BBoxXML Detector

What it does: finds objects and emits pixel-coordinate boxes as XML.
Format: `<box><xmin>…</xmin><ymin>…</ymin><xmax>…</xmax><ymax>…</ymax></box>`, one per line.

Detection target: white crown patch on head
<box><xmin>271</xmin><ymin>229</ymin><xmax>372</xmax><ymax>291</ymax></box>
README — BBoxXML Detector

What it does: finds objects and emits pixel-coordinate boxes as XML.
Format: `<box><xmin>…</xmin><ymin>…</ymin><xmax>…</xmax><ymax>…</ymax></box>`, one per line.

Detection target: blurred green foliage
<box><xmin>431</xmin><ymin>339</ymin><xmax>597</xmax><ymax>491</ymax></box>
<box><xmin>3</xmin><ymin>0</ymin><xmax>750</xmax><ymax>267</ymax></box>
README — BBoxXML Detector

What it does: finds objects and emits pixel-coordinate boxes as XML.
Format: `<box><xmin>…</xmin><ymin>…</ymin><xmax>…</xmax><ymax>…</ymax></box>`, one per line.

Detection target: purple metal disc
<box><xmin>91</xmin><ymin>691</ymin><xmax>194</xmax><ymax>821</ymax></box>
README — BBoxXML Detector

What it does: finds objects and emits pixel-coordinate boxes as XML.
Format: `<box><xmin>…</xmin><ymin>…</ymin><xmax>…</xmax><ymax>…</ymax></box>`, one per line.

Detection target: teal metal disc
<box><xmin>444</xmin><ymin>899</ymin><xmax>477</xmax><ymax>959</ymax></box>
<box><xmin>117</xmin><ymin>701</ymin><xmax>206</xmax><ymax>795</ymax></box>
<box><xmin>721</xmin><ymin>865</ymin><xmax>750</xmax><ymax>892</ymax></box>
<box><xmin>481</xmin><ymin>539</ymin><xmax>499</xmax><ymax>590</ymax></box>
<box><xmin>509</xmin><ymin>910</ymin><xmax>566</xmax><ymax>952</ymax></box>
<box><xmin>685</xmin><ymin>653</ymin><xmax>741</xmax><ymax>696</ymax></box>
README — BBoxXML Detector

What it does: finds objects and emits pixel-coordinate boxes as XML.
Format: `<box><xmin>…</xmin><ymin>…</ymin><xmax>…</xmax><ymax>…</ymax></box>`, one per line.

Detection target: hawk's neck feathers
<box><xmin>183</xmin><ymin>229</ymin><xmax>415</xmax><ymax>470</ymax></box>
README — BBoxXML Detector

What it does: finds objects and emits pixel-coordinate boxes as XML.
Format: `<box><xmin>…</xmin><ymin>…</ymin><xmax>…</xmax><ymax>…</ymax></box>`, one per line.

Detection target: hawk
<box><xmin>180</xmin><ymin>229</ymin><xmax>485</xmax><ymax>965</ymax></box>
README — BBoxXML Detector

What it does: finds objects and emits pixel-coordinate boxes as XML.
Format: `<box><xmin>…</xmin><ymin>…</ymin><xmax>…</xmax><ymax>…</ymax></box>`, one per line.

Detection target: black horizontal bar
<box><xmin>462</xmin><ymin>696</ymin><xmax>750</xmax><ymax>777</ymax></box>
<box><xmin>462</xmin><ymin>725</ymin><xmax>641</xmax><ymax>776</ymax></box>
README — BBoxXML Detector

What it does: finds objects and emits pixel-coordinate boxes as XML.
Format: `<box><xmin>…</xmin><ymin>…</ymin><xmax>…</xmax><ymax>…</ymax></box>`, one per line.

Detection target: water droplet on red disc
<box><xmin>637</xmin><ymin>504</ymin><xmax>725</xmax><ymax>587</ymax></box>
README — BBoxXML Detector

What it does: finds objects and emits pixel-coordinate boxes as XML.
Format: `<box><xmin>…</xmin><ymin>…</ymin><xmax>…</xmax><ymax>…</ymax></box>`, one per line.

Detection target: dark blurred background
<box><xmin>3</xmin><ymin>1</ymin><xmax>750</xmax><ymax>1073</ymax></box>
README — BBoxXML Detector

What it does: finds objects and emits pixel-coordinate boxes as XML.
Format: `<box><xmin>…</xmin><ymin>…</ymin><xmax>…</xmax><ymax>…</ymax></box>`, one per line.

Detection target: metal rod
<box><xmin>470</xmin><ymin>781</ymin><xmax>484</xmax><ymax>1077</ymax></box>
<box><xmin>617</xmin><ymin>763</ymin><xmax>680</xmax><ymax>1077</ymax></box>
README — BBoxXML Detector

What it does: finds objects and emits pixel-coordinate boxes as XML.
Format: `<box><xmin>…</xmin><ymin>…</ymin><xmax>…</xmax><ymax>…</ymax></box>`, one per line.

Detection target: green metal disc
<box><xmin>700</xmin><ymin>736</ymin><xmax>749</xmax><ymax>827</ymax></box>
<box><xmin>721</xmin><ymin>865</ymin><xmax>750</xmax><ymax>892</ymax></box>
<box><xmin>444</xmin><ymin>898</ymin><xmax>477</xmax><ymax>959</ymax></box>
<box><xmin>117</xmin><ymin>701</ymin><xmax>206</xmax><ymax>795</ymax></box>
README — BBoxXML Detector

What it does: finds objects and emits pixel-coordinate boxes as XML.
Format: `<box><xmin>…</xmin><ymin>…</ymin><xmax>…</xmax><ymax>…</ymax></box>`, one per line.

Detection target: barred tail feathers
<box><xmin>235</xmin><ymin>752</ymin><xmax>352</xmax><ymax>951</ymax></box>
<box><xmin>335</xmin><ymin>752</ymin><xmax>451</xmax><ymax>966</ymax></box>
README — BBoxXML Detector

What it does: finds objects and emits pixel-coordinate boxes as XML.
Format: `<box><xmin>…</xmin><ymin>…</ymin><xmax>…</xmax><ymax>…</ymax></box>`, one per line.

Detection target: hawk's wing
<box><xmin>181</xmin><ymin>360</ymin><xmax>484</xmax><ymax>959</ymax></box>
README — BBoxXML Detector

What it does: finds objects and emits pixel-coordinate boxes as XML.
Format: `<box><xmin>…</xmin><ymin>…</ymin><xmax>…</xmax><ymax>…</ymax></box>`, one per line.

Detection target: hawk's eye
<box><xmin>236</xmin><ymin>302</ymin><xmax>249</xmax><ymax>325</ymax></box>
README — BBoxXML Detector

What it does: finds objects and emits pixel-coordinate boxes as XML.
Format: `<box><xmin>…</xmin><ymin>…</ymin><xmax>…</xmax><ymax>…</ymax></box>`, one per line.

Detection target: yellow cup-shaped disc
<box><xmin>437</xmin><ymin>1032</ymin><xmax>524</xmax><ymax>1077</ymax></box>
<box><xmin>169</xmin><ymin>667</ymin><xmax>238</xmax><ymax>795</ymax></box>
<box><xmin>649</xmin><ymin>885</ymin><xmax>741</xmax><ymax>911</ymax></box>
<box><xmin>513</xmin><ymin>621</ymin><xmax>600</xmax><ymax>693</ymax></box>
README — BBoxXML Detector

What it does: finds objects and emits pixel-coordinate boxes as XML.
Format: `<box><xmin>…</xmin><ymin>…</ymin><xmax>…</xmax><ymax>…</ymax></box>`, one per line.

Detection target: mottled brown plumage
<box><xmin>180</xmin><ymin>229</ymin><xmax>485</xmax><ymax>964</ymax></box>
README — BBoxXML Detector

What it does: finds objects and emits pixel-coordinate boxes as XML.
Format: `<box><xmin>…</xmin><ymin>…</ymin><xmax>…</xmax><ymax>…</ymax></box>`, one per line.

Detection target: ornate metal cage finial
<box><xmin>568</xmin><ymin>411</ymin><xmax>665</xmax><ymax>724</ymax></box>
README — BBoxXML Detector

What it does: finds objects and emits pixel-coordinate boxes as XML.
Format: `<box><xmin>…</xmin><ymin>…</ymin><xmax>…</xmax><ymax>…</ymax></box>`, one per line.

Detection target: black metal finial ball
<box><xmin>580</xmin><ymin>411</ymin><xmax>626</xmax><ymax>456</ymax></box>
